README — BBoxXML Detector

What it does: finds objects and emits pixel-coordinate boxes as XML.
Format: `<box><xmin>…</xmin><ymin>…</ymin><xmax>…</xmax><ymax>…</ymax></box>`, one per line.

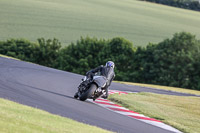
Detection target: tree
<box><xmin>141</xmin><ymin>32</ymin><xmax>200</xmax><ymax>89</ymax></box>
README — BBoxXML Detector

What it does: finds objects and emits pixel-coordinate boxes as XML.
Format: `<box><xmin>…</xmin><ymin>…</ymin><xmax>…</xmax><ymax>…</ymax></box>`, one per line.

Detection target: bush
<box><xmin>133</xmin><ymin>32</ymin><xmax>200</xmax><ymax>90</ymax></box>
<box><xmin>0</xmin><ymin>38</ymin><xmax>61</xmax><ymax>68</ymax></box>
<box><xmin>57</xmin><ymin>37</ymin><xmax>135</xmax><ymax>80</ymax></box>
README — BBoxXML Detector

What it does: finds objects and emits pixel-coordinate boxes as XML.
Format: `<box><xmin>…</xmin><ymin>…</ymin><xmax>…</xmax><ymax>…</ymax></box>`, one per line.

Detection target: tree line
<box><xmin>0</xmin><ymin>32</ymin><xmax>200</xmax><ymax>90</ymax></box>
<box><xmin>141</xmin><ymin>0</ymin><xmax>200</xmax><ymax>11</ymax></box>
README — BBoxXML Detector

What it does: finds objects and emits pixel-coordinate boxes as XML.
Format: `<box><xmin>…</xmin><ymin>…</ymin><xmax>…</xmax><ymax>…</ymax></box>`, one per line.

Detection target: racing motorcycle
<box><xmin>74</xmin><ymin>75</ymin><xmax>107</xmax><ymax>101</ymax></box>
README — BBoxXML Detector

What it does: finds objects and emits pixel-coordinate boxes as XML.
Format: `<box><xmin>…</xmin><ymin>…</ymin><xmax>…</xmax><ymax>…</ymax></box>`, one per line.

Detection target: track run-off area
<box><xmin>1</xmin><ymin>57</ymin><xmax>196</xmax><ymax>133</ymax></box>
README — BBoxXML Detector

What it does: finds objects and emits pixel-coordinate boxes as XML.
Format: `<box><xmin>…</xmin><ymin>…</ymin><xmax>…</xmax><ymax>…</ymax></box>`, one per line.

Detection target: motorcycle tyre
<box><xmin>74</xmin><ymin>92</ymin><xmax>79</xmax><ymax>99</ymax></box>
<box><xmin>79</xmin><ymin>84</ymin><xmax>97</xmax><ymax>101</ymax></box>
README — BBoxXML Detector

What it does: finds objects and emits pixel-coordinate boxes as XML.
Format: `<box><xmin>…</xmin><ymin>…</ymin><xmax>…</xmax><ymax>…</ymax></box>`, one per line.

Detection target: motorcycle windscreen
<box><xmin>93</xmin><ymin>76</ymin><xmax>107</xmax><ymax>88</ymax></box>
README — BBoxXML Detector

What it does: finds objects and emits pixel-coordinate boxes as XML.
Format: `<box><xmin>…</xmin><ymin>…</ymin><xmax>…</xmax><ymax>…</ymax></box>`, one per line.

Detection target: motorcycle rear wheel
<box><xmin>79</xmin><ymin>84</ymin><xmax>97</xmax><ymax>101</ymax></box>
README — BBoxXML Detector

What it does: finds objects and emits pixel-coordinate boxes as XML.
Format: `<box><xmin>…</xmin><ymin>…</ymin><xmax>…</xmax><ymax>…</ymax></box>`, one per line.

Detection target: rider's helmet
<box><xmin>106</xmin><ymin>61</ymin><xmax>115</xmax><ymax>68</ymax></box>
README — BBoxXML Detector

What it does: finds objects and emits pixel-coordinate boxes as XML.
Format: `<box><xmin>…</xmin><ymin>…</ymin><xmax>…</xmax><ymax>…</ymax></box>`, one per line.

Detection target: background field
<box><xmin>1</xmin><ymin>0</ymin><xmax>200</xmax><ymax>46</ymax></box>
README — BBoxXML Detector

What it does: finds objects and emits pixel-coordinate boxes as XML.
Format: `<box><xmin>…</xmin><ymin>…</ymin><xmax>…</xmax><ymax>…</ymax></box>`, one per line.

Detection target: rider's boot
<box><xmin>101</xmin><ymin>88</ymin><xmax>108</xmax><ymax>99</ymax></box>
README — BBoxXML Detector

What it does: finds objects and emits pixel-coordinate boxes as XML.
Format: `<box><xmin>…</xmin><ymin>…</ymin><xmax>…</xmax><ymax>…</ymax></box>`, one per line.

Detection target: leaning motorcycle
<box><xmin>74</xmin><ymin>75</ymin><xmax>107</xmax><ymax>101</ymax></box>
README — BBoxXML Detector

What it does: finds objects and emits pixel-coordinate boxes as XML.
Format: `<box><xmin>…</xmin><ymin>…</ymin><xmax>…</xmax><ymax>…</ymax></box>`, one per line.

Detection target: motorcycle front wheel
<box><xmin>74</xmin><ymin>92</ymin><xmax>79</xmax><ymax>99</ymax></box>
<box><xmin>79</xmin><ymin>84</ymin><xmax>97</xmax><ymax>101</ymax></box>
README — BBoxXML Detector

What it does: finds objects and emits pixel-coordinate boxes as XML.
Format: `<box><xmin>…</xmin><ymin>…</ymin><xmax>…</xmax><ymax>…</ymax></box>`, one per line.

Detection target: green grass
<box><xmin>115</xmin><ymin>81</ymin><xmax>200</xmax><ymax>95</ymax></box>
<box><xmin>0</xmin><ymin>98</ymin><xmax>113</xmax><ymax>133</ymax></box>
<box><xmin>109</xmin><ymin>93</ymin><xmax>200</xmax><ymax>133</ymax></box>
<box><xmin>0</xmin><ymin>0</ymin><xmax>200</xmax><ymax>46</ymax></box>
<box><xmin>0</xmin><ymin>54</ymin><xmax>20</xmax><ymax>60</ymax></box>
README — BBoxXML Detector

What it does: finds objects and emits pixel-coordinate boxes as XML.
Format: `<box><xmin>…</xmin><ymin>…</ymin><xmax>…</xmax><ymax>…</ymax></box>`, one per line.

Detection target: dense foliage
<box><xmin>0</xmin><ymin>32</ymin><xmax>200</xmax><ymax>90</ymax></box>
<box><xmin>0</xmin><ymin>38</ymin><xmax>61</xmax><ymax>68</ymax></box>
<box><xmin>141</xmin><ymin>0</ymin><xmax>200</xmax><ymax>11</ymax></box>
<box><xmin>57</xmin><ymin>37</ymin><xmax>135</xmax><ymax>81</ymax></box>
<box><xmin>133</xmin><ymin>32</ymin><xmax>200</xmax><ymax>90</ymax></box>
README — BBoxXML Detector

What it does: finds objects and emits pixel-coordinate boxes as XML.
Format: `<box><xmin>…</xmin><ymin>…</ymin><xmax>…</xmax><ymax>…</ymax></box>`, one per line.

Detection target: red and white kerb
<box><xmin>87</xmin><ymin>90</ymin><xmax>182</xmax><ymax>133</ymax></box>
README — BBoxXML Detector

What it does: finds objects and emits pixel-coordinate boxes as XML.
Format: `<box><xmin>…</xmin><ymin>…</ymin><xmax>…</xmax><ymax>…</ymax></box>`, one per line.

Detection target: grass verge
<box><xmin>115</xmin><ymin>81</ymin><xmax>200</xmax><ymax>96</ymax></box>
<box><xmin>109</xmin><ymin>93</ymin><xmax>200</xmax><ymax>133</ymax></box>
<box><xmin>0</xmin><ymin>98</ymin><xmax>113</xmax><ymax>133</ymax></box>
<box><xmin>0</xmin><ymin>54</ymin><xmax>19</xmax><ymax>60</ymax></box>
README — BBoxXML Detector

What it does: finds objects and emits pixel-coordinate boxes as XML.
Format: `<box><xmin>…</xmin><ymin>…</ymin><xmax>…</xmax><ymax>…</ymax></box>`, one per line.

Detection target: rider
<box><xmin>85</xmin><ymin>61</ymin><xmax>115</xmax><ymax>99</ymax></box>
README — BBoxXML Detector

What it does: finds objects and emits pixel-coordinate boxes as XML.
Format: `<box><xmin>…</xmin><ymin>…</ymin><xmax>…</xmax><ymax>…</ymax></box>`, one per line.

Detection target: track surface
<box><xmin>0</xmin><ymin>57</ymin><xmax>194</xmax><ymax>133</ymax></box>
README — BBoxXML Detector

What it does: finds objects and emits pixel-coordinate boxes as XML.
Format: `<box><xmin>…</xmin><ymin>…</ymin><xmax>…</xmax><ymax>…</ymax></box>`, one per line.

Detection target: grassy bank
<box><xmin>0</xmin><ymin>0</ymin><xmax>200</xmax><ymax>46</ymax></box>
<box><xmin>115</xmin><ymin>81</ymin><xmax>200</xmax><ymax>96</ymax></box>
<box><xmin>109</xmin><ymin>93</ymin><xmax>200</xmax><ymax>133</ymax></box>
<box><xmin>0</xmin><ymin>98</ymin><xmax>112</xmax><ymax>133</ymax></box>
<box><xmin>0</xmin><ymin>54</ymin><xmax>20</xmax><ymax>60</ymax></box>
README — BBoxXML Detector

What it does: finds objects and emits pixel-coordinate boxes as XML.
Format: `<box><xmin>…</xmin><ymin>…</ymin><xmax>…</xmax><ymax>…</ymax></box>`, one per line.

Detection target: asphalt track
<box><xmin>0</xmin><ymin>57</ymin><xmax>196</xmax><ymax>133</ymax></box>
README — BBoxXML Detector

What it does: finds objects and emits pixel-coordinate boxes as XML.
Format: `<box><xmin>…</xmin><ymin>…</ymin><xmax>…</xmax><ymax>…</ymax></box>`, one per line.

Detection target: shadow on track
<box><xmin>3</xmin><ymin>79</ymin><xmax>105</xmax><ymax>105</ymax></box>
<box><xmin>8</xmin><ymin>80</ymin><xmax>74</xmax><ymax>99</ymax></box>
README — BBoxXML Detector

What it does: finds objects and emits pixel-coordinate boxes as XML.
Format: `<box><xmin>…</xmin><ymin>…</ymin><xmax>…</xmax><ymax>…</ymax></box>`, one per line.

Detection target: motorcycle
<box><xmin>74</xmin><ymin>75</ymin><xmax>107</xmax><ymax>101</ymax></box>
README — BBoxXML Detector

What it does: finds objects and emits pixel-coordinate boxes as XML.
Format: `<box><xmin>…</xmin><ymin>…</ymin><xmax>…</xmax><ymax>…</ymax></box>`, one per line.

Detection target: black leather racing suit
<box><xmin>86</xmin><ymin>65</ymin><xmax>115</xmax><ymax>98</ymax></box>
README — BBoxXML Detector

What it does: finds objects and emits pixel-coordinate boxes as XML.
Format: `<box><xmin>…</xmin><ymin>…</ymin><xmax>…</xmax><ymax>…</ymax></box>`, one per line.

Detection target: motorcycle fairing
<box><xmin>93</xmin><ymin>76</ymin><xmax>107</xmax><ymax>88</ymax></box>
